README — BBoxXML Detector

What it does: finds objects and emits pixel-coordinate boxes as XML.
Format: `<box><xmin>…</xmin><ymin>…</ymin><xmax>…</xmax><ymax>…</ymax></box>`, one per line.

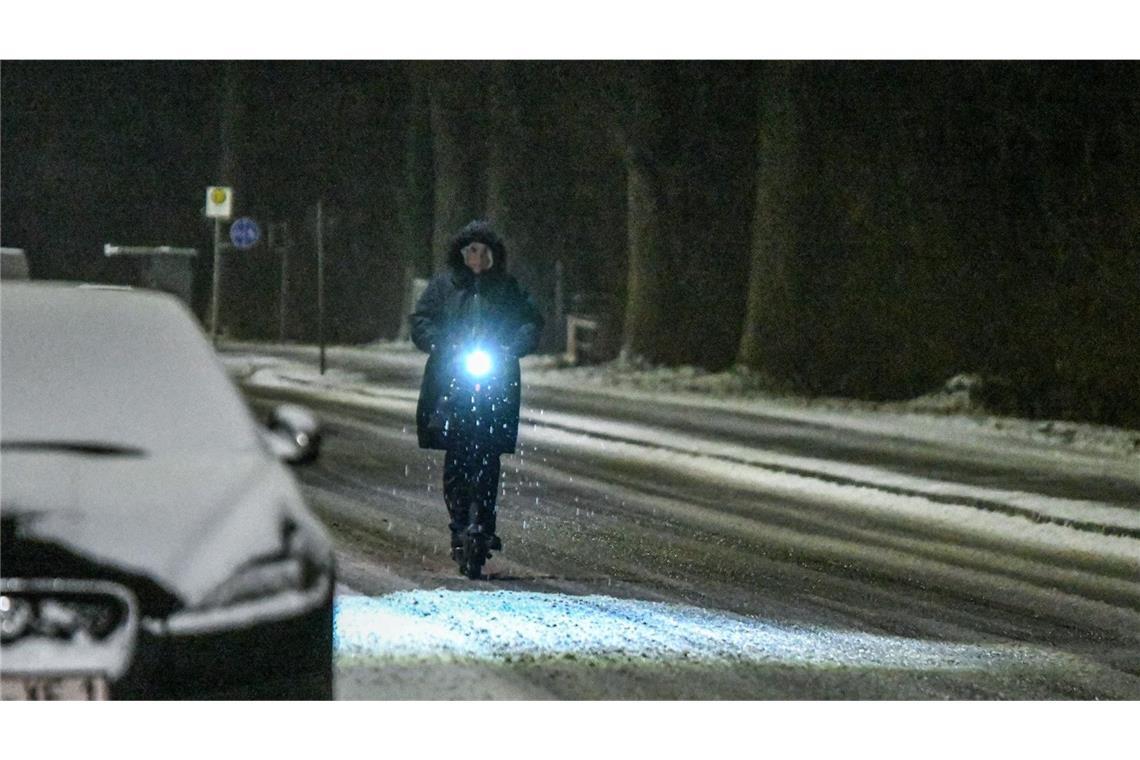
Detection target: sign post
<box><xmin>317</xmin><ymin>200</ymin><xmax>326</xmax><ymax>375</ymax></box>
<box><xmin>269</xmin><ymin>222</ymin><xmax>291</xmax><ymax>342</ymax></box>
<box><xmin>205</xmin><ymin>186</ymin><xmax>233</xmax><ymax>344</ymax></box>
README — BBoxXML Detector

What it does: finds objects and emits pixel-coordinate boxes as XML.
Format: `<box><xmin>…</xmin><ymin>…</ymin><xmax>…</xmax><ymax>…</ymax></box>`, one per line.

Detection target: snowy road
<box><xmin>224</xmin><ymin>343</ymin><xmax>1140</xmax><ymax>699</ymax></box>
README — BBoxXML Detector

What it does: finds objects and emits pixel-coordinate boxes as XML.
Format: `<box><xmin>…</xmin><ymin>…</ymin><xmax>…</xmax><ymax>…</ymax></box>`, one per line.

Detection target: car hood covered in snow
<box><xmin>0</xmin><ymin>449</ymin><xmax>324</xmax><ymax>608</ymax></box>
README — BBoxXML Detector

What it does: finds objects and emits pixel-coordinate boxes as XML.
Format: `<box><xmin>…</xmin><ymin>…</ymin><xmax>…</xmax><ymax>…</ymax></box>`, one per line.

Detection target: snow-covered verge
<box><xmin>526</xmin><ymin>358</ymin><xmax>1140</xmax><ymax>461</ymax></box>
<box><xmin>222</xmin><ymin>340</ymin><xmax>1140</xmax><ymax>462</ymax></box>
<box><xmin>223</xmin><ymin>343</ymin><xmax>1140</xmax><ymax>695</ymax></box>
<box><xmin>220</xmin><ymin>344</ymin><xmax>1140</xmax><ymax>590</ymax></box>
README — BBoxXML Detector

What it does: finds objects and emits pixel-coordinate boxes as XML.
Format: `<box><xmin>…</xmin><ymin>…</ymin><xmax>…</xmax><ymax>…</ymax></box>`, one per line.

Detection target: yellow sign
<box><xmin>205</xmin><ymin>186</ymin><xmax>233</xmax><ymax>220</ymax></box>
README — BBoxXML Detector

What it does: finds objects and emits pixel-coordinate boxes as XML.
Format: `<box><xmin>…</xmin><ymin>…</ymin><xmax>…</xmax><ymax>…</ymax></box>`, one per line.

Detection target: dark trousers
<box><xmin>443</xmin><ymin>448</ymin><xmax>501</xmax><ymax>535</ymax></box>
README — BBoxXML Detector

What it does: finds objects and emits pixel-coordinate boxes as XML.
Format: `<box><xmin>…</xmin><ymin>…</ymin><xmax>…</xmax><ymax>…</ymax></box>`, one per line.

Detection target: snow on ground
<box><xmin>525</xmin><ymin>422</ymin><xmax>1140</xmax><ymax>567</ymax></box>
<box><xmin>531</xmin><ymin>408</ymin><xmax>1140</xmax><ymax>534</ymax></box>
<box><xmin>225</xmin><ymin>348</ymin><xmax>1140</xmax><ymax>623</ymax></box>
<box><xmin>224</xmin><ymin>340</ymin><xmax>1140</xmax><ymax>461</ymax></box>
<box><xmin>333</xmin><ymin>589</ymin><xmax>1058</xmax><ymax>670</ymax></box>
<box><xmin>225</xmin><ymin>344</ymin><xmax>1140</xmax><ymax>659</ymax></box>
<box><xmin>526</xmin><ymin>357</ymin><xmax>1140</xmax><ymax>460</ymax></box>
<box><xmin>222</xmin><ymin>349</ymin><xmax>1139</xmax><ymax>542</ymax></box>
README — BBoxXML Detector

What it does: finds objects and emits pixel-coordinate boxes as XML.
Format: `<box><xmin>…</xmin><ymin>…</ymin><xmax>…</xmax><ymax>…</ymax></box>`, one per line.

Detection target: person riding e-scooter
<box><xmin>410</xmin><ymin>220</ymin><xmax>543</xmax><ymax>571</ymax></box>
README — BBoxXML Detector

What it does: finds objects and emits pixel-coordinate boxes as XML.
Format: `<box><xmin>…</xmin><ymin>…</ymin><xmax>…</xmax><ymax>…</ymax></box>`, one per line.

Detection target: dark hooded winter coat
<box><xmin>411</xmin><ymin>222</ymin><xmax>543</xmax><ymax>453</ymax></box>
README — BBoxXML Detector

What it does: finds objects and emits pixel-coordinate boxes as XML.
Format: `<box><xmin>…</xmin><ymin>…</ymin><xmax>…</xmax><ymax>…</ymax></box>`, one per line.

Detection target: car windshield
<box><xmin>1</xmin><ymin>283</ymin><xmax>262</xmax><ymax>454</ymax></box>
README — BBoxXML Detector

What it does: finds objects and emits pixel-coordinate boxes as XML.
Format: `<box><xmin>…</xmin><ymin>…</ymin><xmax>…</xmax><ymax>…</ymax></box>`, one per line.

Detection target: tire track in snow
<box><xmin>518</xmin><ymin>455</ymin><xmax>1140</xmax><ymax>641</ymax></box>
<box><xmin>525</xmin><ymin>415</ymin><xmax>1140</xmax><ymax>539</ymax></box>
<box><xmin>240</xmin><ymin>378</ymin><xmax>1140</xmax><ymax>688</ymax></box>
<box><xmin>239</xmin><ymin>373</ymin><xmax>1140</xmax><ymax>631</ymax></box>
<box><xmin>238</xmin><ymin>369</ymin><xmax>1140</xmax><ymax>538</ymax></box>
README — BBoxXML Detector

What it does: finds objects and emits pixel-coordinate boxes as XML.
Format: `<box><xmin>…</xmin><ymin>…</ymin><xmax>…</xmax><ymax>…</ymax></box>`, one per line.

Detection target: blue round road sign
<box><xmin>229</xmin><ymin>217</ymin><xmax>261</xmax><ymax>250</ymax></box>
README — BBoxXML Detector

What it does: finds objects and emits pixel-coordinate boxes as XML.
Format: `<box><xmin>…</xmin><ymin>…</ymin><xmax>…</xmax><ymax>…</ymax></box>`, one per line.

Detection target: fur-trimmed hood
<box><xmin>446</xmin><ymin>219</ymin><xmax>509</xmax><ymax>274</ymax></box>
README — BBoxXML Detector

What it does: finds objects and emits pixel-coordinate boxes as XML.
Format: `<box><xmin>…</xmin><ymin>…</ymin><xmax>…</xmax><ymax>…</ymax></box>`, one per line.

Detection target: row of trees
<box><xmin>4</xmin><ymin>61</ymin><xmax>1135</xmax><ymax>426</ymax></box>
<box><xmin>219</xmin><ymin>61</ymin><xmax>1137</xmax><ymax>425</ymax></box>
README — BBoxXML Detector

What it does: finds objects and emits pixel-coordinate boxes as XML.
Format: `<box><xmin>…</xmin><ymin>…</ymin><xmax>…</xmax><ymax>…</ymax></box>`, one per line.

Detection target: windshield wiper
<box><xmin>0</xmin><ymin>440</ymin><xmax>147</xmax><ymax>457</ymax></box>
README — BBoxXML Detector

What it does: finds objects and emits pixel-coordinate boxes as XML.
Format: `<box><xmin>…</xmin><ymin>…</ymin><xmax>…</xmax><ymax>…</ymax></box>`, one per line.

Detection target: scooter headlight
<box><xmin>464</xmin><ymin>349</ymin><xmax>493</xmax><ymax>378</ymax></box>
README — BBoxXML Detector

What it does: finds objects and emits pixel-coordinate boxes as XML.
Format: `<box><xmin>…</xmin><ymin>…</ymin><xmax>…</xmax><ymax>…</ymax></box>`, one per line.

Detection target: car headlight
<box><xmin>152</xmin><ymin>549</ymin><xmax>332</xmax><ymax>637</ymax></box>
<box><xmin>201</xmin><ymin>557</ymin><xmax>310</xmax><ymax>609</ymax></box>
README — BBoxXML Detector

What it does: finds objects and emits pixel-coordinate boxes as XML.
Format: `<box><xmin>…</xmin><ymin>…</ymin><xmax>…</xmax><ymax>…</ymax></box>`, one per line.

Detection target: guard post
<box><xmin>205</xmin><ymin>186</ymin><xmax>234</xmax><ymax>344</ymax></box>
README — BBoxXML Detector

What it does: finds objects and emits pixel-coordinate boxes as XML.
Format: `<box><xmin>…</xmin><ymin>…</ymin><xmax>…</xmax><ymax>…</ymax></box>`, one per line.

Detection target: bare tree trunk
<box><xmin>429</xmin><ymin>64</ymin><xmax>487</xmax><ymax>267</ymax></box>
<box><xmin>397</xmin><ymin>64</ymin><xmax>437</xmax><ymax>339</ymax></box>
<box><xmin>484</xmin><ymin>63</ymin><xmax>571</xmax><ymax>350</ymax></box>
<box><xmin>215</xmin><ymin>61</ymin><xmax>243</xmax><ymax>337</ymax></box>
<box><xmin>484</xmin><ymin>63</ymin><xmax>514</xmax><ymax>231</ymax></box>
<box><xmin>485</xmin><ymin>63</ymin><xmax>538</xmax><ymax>279</ymax></box>
<box><xmin>615</xmin><ymin>63</ymin><xmax>674</xmax><ymax>363</ymax></box>
<box><xmin>620</xmin><ymin>152</ymin><xmax>667</xmax><ymax>361</ymax></box>
<box><xmin>217</xmin><ymin>62</ymin><xmax>242</xmax><ymax>189</ymax></box>
<box><xmin>737</xmin><ymin>63</ymin><xmax>799</xmax><ymax>371</ymax></box>
<box><xmin>404</xmin><ymin>63</ymin><xmax>435</xmax><ymax>278</ymax></box>
<box><xmin>617</xmin><ymin>62</ymin><xmax>754</xmax><ymax>367</ymax></box>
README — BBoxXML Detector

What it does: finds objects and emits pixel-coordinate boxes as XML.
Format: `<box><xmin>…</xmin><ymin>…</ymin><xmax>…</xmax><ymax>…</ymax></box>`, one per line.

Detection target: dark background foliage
<box><xmin>2</xmin><ymin>61</ymin><xmax>1137</xmax><ymax>426</ymax></box>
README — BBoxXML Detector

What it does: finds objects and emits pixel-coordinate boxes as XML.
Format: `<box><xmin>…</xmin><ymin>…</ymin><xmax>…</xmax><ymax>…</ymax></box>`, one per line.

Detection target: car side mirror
<box><xmin>265</xmin><ymin>404</ymin><xmax>321</xmax><ymax>465</ymax></box>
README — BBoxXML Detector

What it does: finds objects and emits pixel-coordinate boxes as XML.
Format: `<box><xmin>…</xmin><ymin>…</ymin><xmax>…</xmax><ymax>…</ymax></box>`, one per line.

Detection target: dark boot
<box><xmin>475</xmin><ymin>453</ymin><xmax>503</xmax><ymax>551</ymax></box>
<box><xmin>443</xmin><ymin>449</ymin><xmax>472</xmax><ymax>550</ymax></box>
<box><xmin>482</xmin><ymin>509</ymin><xmax>501</xmax><ymax>551</ymax></box>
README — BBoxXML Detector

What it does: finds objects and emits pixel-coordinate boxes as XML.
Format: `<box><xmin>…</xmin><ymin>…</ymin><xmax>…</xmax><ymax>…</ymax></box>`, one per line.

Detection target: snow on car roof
<box><xmin>1</xmin><ymin>282</ymin><xmax>261</xmax><ymax>453</ymax></box>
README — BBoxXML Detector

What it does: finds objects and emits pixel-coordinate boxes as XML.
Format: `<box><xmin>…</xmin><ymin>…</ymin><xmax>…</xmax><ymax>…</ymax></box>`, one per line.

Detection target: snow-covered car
<box><xmin>0</xmin><ymin>282</ymin><xmax>335</xmax><ymax>699</ymax></box>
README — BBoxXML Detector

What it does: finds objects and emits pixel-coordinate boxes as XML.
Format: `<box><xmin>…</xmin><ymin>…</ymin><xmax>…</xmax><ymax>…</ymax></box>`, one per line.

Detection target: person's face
<box><xmin>462</xmin><ymin>242</ymin><xmax>493</xmax><ymax>274</ymax></box>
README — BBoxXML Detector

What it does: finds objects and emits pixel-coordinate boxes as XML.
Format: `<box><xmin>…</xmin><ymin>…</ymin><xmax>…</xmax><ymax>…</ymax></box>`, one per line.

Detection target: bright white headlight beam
<box><xmin>333</xmin><ymin>590</ymin><xmax>1057</xmax><ymax>670</ymax></box>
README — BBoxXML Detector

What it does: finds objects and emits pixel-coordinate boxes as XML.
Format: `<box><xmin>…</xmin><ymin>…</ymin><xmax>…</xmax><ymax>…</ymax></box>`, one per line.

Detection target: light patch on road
<box><xmin>334</xmin><ymin>589</ymin><xmax>1052</xmax><ymax>670</ymax></box>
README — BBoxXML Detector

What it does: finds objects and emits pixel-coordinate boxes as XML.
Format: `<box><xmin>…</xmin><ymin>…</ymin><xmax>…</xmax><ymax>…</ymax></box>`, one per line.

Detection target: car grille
<box><xmin>1</xmin><ymin>581</ymin><xmax>132</xmax><ymax>643</ymax></box>
<box><xmin>0</xmin><ymin>579</ymin><xmax>140</xmax><ymax>680</ymax></box>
